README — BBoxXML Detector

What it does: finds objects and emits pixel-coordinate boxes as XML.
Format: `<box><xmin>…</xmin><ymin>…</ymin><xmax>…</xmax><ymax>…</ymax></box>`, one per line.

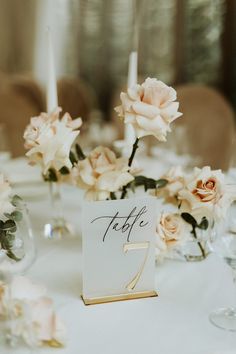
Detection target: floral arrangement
<box><xmin>0</xmin><ymin>276</ymin><xmax>66</xmax><ymax>347</ymax></box>
<box><xmin>0</xmin><ymin>174</ymin><xmax>24</xmax><ymax>261</ymax></box>
<box><xmin>155</xmin><ymin>166</ymin><xmax>236</xmax><ymax>260</ymax></box>
<box><xmin>23</xmin><ymin>77</ymin><xmax>236</xmax><ymax>261</ymax></box>
<box><xmin>24</xmin><ymin>77</ymin><xmax>182</xmax><ymax>201</ymax></box>
<box><xmin>23</xmin><ymin>107</ymin><xmax>82</xmax><ymax>182</ymax></box>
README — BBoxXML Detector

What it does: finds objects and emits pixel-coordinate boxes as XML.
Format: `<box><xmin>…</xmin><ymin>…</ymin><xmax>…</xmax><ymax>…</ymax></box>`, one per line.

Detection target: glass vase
<box><xmin>44</xmin><ymin>182</ymin><xmax>74</xmax><ymax>240</ymax></box>
<box><xmin>0</xmin><ymin>197</ymin><xmax>36</xmax><ymax>347</ymax></box>
<box><xmin>171</xmin><ymin>227</ymin><xmax>213</xmax><ymax>262</ymax></box>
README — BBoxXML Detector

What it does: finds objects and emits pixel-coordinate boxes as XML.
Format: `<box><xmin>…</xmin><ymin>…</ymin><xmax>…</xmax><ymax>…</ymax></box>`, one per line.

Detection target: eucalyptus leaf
<box><xmin>11</xmin><ymin>195</ymin><xmax>23</xmax><ymax>208</ymax></box>
<box><xmin>181</xmin><ymin>212</ymin><xmax>197</xmax><ymax>228</ymax></box>
<box><xmin>2</xmin><ymin>233</ymin><xmax>15</xmax><ymax>249</ymax></box>
<box><xmin>6</xmin><ymin>249</ymin><xmax>21</xmax><ymax>262</ymax></box>
<box><xmin>0</xmin><ymin>229</ymin><xmax>6</xmax><ymax>240</ymax></box>
<box><xmin>10</xmin><ymin>211</ymin><xmax>23</xmax><ymax>222</ymax></box>
<box><xmin>3</xmin><ymin>220</ymin><xmax>16</xmax><ymax>232</ymax></box>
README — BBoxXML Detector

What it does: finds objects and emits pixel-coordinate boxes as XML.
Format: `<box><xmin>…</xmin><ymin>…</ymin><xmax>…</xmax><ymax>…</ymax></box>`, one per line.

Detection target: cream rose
<box><xmin>157</xmin><ymin>213</ymin><xmax>189</xmax><ymax>247</ymax></box>
<box><xmin>24</xmin><ymin>108</ymin><xmax>82</xmax><ymax>174</ymax></box>
<box><xmin>115</xmin><ymin>77</ymin><xmax>182</xmax><ymax>141</ymax></box>
<box><xmin>178</xmin><ymin>166</ymin><xmax>236</xmax><ymax>221</ymax></box>
<box><xmin>74</xmin><ymin>146</ymin><xmax>134</xmax><ymax>201</ymax></box>
<box><xmin>0</xmin><ymin>276</ymin><xmax>66</xmax><ymax>347</ymax></box>
<box><xmin>155</xmin><ymin>212</ymin><xmax>190</xmax><ymax>260</ymax></box>
<box><xmin>157</xmin><ymin>166</ymin><xmax>185</xmax><ymax>204</ymax></box>
<box><xmin>0</xmin><ymin>174</ymin><xmax>15</xmax><ymax>219</ymax></box>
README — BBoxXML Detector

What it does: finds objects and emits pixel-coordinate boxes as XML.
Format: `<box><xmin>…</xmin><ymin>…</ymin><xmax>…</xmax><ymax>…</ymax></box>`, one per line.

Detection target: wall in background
<box><xmin>0</xmin><ymin>0</ymin><xmax>235</xmax><ymax>117</ymax></box>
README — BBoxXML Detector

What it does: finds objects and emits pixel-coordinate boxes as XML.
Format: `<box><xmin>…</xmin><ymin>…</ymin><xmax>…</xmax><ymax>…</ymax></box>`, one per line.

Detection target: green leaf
<box><xmin>110</xmin><ymin>192</ymin><xmax>117</xmax><ymax>200</ymax></box>
<box><xmin>10</xmin><ymin>211</ymin><xmax>23</xmax><ymax>222</ymax></box>
<box><xmin>44</xmin><ymin>168</ymin><xmax>58</xmax><ymax>182</ymax></box>
<box><xmin>0</xmin><ymin>220</ymin><xmax>4</xmax><ymax>229</ymax></box>
<box><xmin>198</xmin><ymin>217</ymin><xmax>209</xmax><ymax>230</ymax></box>
<box><xmin>59</xmin><ymin>166</ymin><xmax>70</xmax><ymax>175</ymax></box>
<box><xmin>181</xmin><ymin>213</ymin><xmax>197</xmax><ymax>228</ymax></box>
<box><xmin>5</xmin><ymin>249</ymin><xmax>21</xmax><ymax>262</ymax></box>
<box><xmin>130</xmin><ymin>180</ymin><xmax>136</xmax><ymax>193</ymax></box>
<box><xmin>2</xmin><ymin>220</ymin><xmax>16</xmax><ymax>232</ymax></box>
<box><xmin>11</xmin><ymin>195</ymin><xmax>23</xmax><ymax>207</ymax></box>
<box><xmin>69</xmin><ymin>151</ymin><xmax>77</xmax><ymax>166</ymax></box>
<box><xmin>0</xmin><ymin>229</ymin><xmax>6</xmax><ymax>240</ymax></box>
<box><xmin>75</xmin><ymin>144</ymin><xmax>86</xmax><ymax>160</ymax></box>
<box><xmin>1</xmin><ymin>233</ymin><xmax>15</xmax><ymax>249</ymax></box>
<box><xmin>156</xmin><ymin>179</ymin><xmax>168</xmax><ymax>189</ymax></box>
<box><xmin>134</xmin><ymin>176</ymin><xmax>157</xmax><ymax>190</ymax></box>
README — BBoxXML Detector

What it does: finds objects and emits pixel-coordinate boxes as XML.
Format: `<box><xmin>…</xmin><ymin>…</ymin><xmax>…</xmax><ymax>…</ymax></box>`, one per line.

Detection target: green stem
<box><xmin>192</xmin><ymin>226</ymin><xmax>206</xmax><ymax>259</ymax></box>
<box><xmin>128</xmin><ymin>138</ymin><xmax>139</xmax><ymax>168</ymax></box>
<box><xmin>110</xmin><ymin>192</ymin><xmax>117</xmax><ymax>200</ymax></box>
<box><xmin>121</xmin><ymin>138</ymin><xmax>139</xmax><ymax>199</ymax></box>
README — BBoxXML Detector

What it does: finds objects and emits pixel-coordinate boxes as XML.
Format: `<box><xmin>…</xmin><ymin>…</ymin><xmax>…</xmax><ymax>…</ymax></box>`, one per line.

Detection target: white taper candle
<box><xmin>125</xmin><ymin>51</ymin><xmax>138</xmax><ymax>145</ymax></box>
<box><xmin>46</xmin><ymin>28</ymin><xmax>58</xmax><ymax>113</ymax></box>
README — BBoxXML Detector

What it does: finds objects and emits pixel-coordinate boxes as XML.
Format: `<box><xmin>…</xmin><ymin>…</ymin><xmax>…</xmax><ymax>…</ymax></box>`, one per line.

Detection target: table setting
<box><xmin>0</xmin><ymin>14</ymin><xmax>236</xmax><ymax>354</ymax></box>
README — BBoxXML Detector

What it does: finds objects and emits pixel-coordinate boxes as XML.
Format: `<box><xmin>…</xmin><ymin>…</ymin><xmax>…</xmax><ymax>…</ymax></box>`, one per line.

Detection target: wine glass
<box><xmin>0</xmin><ymin>196</ymin><xmax>36</xmax><ymax>346</ymax></box>
<box><xmin>208</xmin><ymin>220</ymin><xmax>236</xmax><ymax>331</ymax></box>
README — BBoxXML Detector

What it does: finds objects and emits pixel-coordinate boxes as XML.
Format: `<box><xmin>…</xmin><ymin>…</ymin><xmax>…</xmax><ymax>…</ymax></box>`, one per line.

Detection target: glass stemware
<box><xmin>0</xmin><ymin>197</ymin><xmax>36</xmax><ymax>346</ymax></box>
<box><xmin>43</xmin><ymin>182</ymin><xmax>74</xmax><ymax>240</ymax></box>
<box><xmin>208</xmin><ymin>222</ymin><xmax>236</xmax><ymax>331</ymax></box>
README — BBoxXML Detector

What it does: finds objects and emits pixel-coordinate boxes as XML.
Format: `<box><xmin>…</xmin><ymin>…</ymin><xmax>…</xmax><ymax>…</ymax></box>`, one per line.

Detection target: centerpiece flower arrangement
<box><xmin>23</xmin><ymin>77</ymin><xmax>185</xmax><ymax>245</ymax></box>
<box><xmin>0</xmin><ymin>276</ymin><xmax>66</xmax><ymax>348</ymax></box>
<box><xmin>0</xmin><ymin>174</ymin><xmax>25</xmax><ymax>262</ymax></box>
<box><xmin>23</xmin><ymin>108</ymin><xmax>83</xmax><ymax>239</ymax></box>
<box><xmin>71</xmin><ymin>77</ymin><xmax>182</xmax><ymax>200</ymax></box>
<box><xmin>24</xmin><ymin>78</ymin><xmax>182</xmax><ymax>203</ymax></box>
<box><xmin>155</xmin><ymin>166</ymin><xmax>236</xmax><ymax>261</ymax></box>
<box><xmin>23</xmin><ymin>77</ymin><xmax>236</xmax><ymax>263</ymax></box>
<box><xmin>23</xmin><ymin>107</ymin><xmax>82</xmax><ymax>182</ymax></box>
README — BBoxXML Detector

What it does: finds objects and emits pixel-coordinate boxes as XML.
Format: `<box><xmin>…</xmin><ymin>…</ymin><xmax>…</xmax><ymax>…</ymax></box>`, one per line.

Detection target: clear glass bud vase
<box><xmin>173</xmin><ymin>227</ymin><xmax>212</xmax><ymax>262</ymax></box>
<box><xmin>44</xmin><ymin>182</ymin><xmax>73</xmax><ymax>240</ymax></box>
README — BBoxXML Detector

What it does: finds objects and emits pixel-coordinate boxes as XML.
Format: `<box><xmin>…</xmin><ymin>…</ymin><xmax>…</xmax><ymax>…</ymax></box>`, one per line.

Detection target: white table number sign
<box><xmin>82</xmin><ymin>197</ymin><xmax>158</xmax><ymax>305</ymax></box>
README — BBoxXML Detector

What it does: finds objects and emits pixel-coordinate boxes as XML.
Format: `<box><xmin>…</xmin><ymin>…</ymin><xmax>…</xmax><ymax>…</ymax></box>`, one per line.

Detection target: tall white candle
<box><xmin>46</xmin><ymin>28</ymin><xmax>58</xmax><ymax>113</ymax></box>
<box><xmin>125</xmin><ymin>51</ymin><xmax>137</xmax><ymax>145</ymax></box>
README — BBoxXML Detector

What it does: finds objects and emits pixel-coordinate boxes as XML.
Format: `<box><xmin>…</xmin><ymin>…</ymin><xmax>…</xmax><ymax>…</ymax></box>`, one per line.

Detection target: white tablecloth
<box><xmin>2</xmin><ymin>159</ymin><xmax>236</xmax><ymax>354</ymax></box>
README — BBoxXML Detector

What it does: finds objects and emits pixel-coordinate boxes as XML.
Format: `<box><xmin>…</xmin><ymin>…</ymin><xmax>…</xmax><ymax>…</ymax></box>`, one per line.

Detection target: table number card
<box><xmin>82</xmin><ymin>197</ymin><xmax>158</xmax><ymax>305</ymax></box>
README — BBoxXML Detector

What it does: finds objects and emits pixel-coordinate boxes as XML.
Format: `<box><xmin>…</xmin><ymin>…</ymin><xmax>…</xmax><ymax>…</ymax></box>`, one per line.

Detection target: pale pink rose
<box><xmin>157</xmin><ymin>166</ymin><xmax>185</xmax><ymax>204</ymax></box>
<box><xmin>74</xmin><ymin>146</ymin><xmax>134</xmax><ymax>200</ymax></box>
<box><xmin>24</xmin><ymin>107</ymin><xmax>61</xmax><ymax>149</ymax></box>
<box><xmin>24</xmin><ymin>108</ymin><xmax>82</xmax><ymax>174</ymax></box>
<box><xmin>115</xmin><ymin>77</ymin><xmax>182</xmax><ymax>141</ymax></box>
<box><xmin>178</xmin><ymin>166</ymin><xmax>236</xmax><ymax>221</ymax></box>
<box><xmin>156</xmin><ymin>212</ymin><xmax>190</xmax><ymax>258</ymax></box>
<box><xmin>30</xmin><ymin>297</ymin><xmax>66</xmax><ymax>345</ymax></box>
<box><xmin>0</xmin><ymin>174</ymin><xmax>15</xmax><ymax>219</ymax></box>
<box><xmin>0</xmin><ymin>276</ymin><xmax>66</xmax><ymax>347</ymax></box>
<box><xmin>61</xmin><ymin>112</ymin><xmax>82</xmax><ymax>130</ymax></box>
<box><xmin>10</xmin><ymin>276</ymin><xmax>46</xmax><ymax>300</ymax></box>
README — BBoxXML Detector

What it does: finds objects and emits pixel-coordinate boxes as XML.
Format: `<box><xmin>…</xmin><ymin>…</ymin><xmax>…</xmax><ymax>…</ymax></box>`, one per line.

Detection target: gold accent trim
<box><xmin>81</xmin><ymin>290</ymin><xmax>158</xmax><ymax>305</ymax></box>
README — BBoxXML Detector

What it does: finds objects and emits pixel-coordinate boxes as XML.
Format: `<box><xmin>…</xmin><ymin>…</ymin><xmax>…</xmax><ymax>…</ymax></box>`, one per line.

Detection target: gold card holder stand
<box><xmin>81</xmin><ymin>290</ymin><xmax>158</xmax><ymax>306</ymax></box>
